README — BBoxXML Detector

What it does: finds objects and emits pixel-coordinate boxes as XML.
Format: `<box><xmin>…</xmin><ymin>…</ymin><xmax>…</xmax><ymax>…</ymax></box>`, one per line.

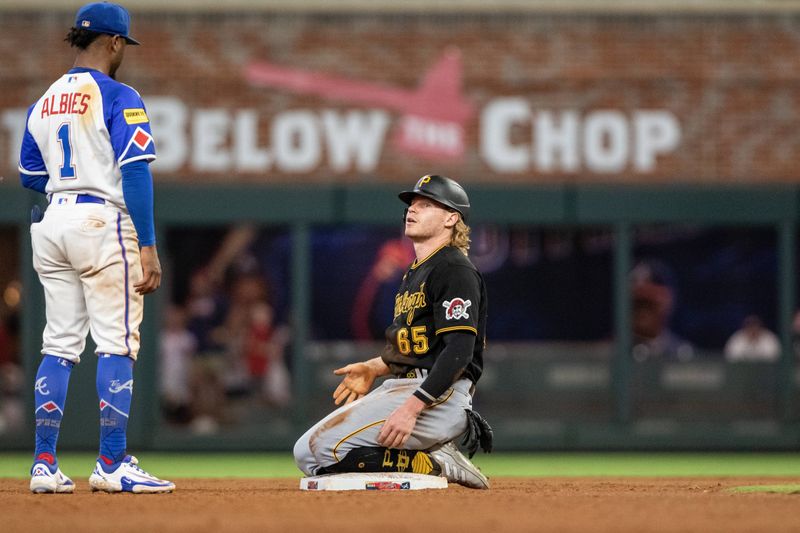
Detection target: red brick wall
<box><xmin>2</xmin><ymin>12</ymin><xmax>799</xmax><ymax>184</ymax></box>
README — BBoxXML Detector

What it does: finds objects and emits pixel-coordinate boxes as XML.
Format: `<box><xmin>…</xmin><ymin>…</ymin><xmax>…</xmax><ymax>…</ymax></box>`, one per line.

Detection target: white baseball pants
<box><xmin>30</xmin><ymin>193</ymin><xmax>143</xmax><ymax>363</ymax></box>
<box><xmin>294</xmin><ymin>377</ymin><xmax>472</xmax><ymax>476</ymax></box>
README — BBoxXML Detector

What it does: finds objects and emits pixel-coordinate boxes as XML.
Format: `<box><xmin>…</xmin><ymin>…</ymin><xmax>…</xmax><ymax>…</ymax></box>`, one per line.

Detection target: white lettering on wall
<box><xmin>321</xmin><ymin>109</ymin><xmax>390</xmax><ymax>172</ymax></box>
<box><xmin>146</xmin><ymin>97</ymin><xmax>188</xmax><ymax>173</ymax></box>
<box><xmin>2</xmin><ymin>98</ymin><xmax>679</xmax><ymax>177</ymax></box>
<box><xmin>535</xmin><ymin>110</ymin><xmax>580</xmax><ymax>172</ymax></box>
<box><xmin>480</xmin><ymin>98</ymin><xmax>530</xmax><ymax>172</ymax></box>
<box><xmin>145</xmin><ymin>101</ymin><xmax>390</xmax><ymax>175</ymax></box>
<box><xmin>193</xmin><ymin>109</ymin><xmax>232</xmax><ymax>172</ymax></box>
<box><xmin>584</xmin><ymin>111</ymin><xmax>628</xmax><ymax>173</ymax></box>
<box><xmin>480</xmin><ymin>97</ymin><xmax>681</xmax><ymax>174</ymax></box>
<box><xmin>234</xmin><ymin>110</ymin><xmax>271</xmax><ymax>171</ymax></box>
<box><xmin>634</xmin><ymin>110</ymin><xmax>681</xmax><ymax>171</ymax></box>
<box><xmin>272</xmin><ymin>111</ymin><xmax>320</xmax><ymax>172</ymax></box>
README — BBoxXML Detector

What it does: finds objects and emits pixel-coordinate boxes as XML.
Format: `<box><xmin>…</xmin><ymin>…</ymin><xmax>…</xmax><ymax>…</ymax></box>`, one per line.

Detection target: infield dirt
<box><xmin>2</xmin><ymin>477</ymin><xmax>798</xmax><ymax>532</ymax></box>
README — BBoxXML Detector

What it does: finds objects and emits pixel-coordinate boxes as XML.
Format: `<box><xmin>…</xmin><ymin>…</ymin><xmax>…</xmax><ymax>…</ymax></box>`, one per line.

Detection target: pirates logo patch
<box><xmin>442</xmin><ymin>298</ymin><xmax>471</xmax><ymax>320</ymax></box>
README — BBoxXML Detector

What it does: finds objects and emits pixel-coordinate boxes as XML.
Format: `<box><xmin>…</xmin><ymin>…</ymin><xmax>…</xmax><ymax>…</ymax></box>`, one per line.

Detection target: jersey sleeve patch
<box><xmin>442</xmin><ymin>298</ymin><xmax>471</xmax><ymax>320</ymax></box>
<box><xmin>132</xmin><ymin>127</ymin><xmax>153</xmax><ymax>150</ymax></box>
<box><xmin>104</xmin><ymin>81</ymin><xmax>156</xmax><ymax>164</ymax></box>
<box><xmin>431</xmin><ymin>264</ymin><xmax>481</xmax><ymax>334</ymax></box>
<box><xmin>123</xmin><ymin>108</ymin><xmax>149</xmax><ymax>124</ymax></box>
<box><xmin>118</xmin><ymin>126</ymin><xmax>156</xmax><ymax>166</ymax></box>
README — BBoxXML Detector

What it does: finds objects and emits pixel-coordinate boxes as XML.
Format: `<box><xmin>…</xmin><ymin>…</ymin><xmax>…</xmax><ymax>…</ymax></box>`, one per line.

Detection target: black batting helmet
<box><xmin>398</xmin><ymin>175</ymin><xmax>470</xmax><ymax>222</ymax></box>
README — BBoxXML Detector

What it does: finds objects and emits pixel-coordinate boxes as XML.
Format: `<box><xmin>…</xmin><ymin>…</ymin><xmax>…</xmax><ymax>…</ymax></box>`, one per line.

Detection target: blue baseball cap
<box><xmin>74</xmin><ymin>2</ymin><xmax>140</xmax><ymax>45</ymax></box>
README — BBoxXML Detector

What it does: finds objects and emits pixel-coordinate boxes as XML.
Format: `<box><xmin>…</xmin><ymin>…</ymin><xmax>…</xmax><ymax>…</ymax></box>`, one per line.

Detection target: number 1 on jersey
<box><xmin>57</xmin><ymin>123</ymin><xmax>76</xmax><ymax>179</ymax></box>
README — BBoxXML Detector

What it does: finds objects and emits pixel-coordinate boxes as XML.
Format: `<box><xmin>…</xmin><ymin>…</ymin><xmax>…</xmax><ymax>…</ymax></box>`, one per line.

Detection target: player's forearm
<box><xmin>120</xmin><ymin>160</ymin><xmax>156</xmax><ymax>246</ymax></box>
<box><xmin>413</xmin><ymin>331</ymin><xmax>475</xmax><ymax>405</ymax></box>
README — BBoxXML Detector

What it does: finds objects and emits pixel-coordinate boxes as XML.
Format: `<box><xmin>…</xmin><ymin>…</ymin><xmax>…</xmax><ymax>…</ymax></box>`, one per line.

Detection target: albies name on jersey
<box><xmin>40</xmin><ymin>91</ymin><xmax>92</xmax><ymax>118</ymax></box>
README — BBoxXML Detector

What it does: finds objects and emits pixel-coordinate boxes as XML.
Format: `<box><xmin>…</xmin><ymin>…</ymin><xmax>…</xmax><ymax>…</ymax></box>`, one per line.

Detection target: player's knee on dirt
<box><xmin>292</xmin><ymin>433</ymin><xmax>316</xmax><ymax>476</ymax></box>
<box><xmin>294</xmin><ymin>423</ymin><xmax>347</xmax><ymax>475</ymax></box>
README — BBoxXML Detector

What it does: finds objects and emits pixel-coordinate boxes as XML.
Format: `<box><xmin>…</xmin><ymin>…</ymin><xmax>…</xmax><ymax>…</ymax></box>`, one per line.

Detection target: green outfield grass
<box><xmin>2</xmin><ymin>453</ymin><xmax>800</xmax><ymax>479</ymax></box>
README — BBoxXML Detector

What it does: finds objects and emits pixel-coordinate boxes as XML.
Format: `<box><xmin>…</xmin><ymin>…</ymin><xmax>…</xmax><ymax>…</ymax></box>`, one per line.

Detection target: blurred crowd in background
<box><xmin>0</xmin><ymin>298</ymin><xmax>22</xmax><ymax>435</ymax></box>
<box><xmin>1</xmin><ymin>223</ymin><xmax>798</xmax><ymax>435</ymax></box>
<box><xmin>158</xmin><ymin>226</ymin><xmax>291</xmax><ymax>434</ymax></box>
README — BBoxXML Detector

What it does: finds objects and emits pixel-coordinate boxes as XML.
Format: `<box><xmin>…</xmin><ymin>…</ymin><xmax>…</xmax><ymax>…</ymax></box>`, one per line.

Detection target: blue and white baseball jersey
<box><xmin>19</xmin><ymin>67</ymin><xmax>156</xmax><ymax>210</ymax></box>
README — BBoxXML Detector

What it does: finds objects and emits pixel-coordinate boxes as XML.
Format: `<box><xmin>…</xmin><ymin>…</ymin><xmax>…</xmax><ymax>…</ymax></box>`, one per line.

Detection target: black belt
<box><xmin>397</xmin><ymin>368</ymin><xmax>429</xmax><ymax>379</ymax></box>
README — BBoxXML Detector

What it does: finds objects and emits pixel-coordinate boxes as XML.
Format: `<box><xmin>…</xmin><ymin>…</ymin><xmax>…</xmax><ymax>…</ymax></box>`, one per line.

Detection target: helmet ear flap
<box><xmin>403</xmin><ymin>208</ymin><xmax>408</xmax><ymax>225</ymax></box>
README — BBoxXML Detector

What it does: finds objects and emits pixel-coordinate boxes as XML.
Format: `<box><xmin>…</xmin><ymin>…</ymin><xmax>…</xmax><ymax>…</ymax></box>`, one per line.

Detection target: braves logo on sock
<box><xmin>34</xmin><ymin>377</ymin><xmax>50</xmax><ymax>395</ymax></box>
<box><xmin>108</xmin><ymin>379</ymin><xmax>134</xmax><ymax>394</ymax></box>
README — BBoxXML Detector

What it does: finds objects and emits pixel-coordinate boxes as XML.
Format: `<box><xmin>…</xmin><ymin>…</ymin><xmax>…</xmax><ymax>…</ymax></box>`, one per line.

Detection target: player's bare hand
<box><xmin>378</xmin><ymin>396</ymin><xmax>425</xmax><ymax>449</ymax></box>
<box><xmin>135</xmin><ymin>245</ymin><xmax>162</xmax><ymax>295</ymax></box>
<box><xmin>332</xmin><ymin>362</ymin><xmax>376</xmax><ymax>405</ymax></box>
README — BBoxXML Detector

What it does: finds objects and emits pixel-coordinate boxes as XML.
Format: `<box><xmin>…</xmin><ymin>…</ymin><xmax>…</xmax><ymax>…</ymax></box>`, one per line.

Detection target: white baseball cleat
<box><xmin>30</xmin><ymin>463</ymin><xmax>75</xmax><ymax>494</ymax></box>
<box><xmin>429</xmin><ymin>441</ymin><xmax>490</xmax><ymax>489</ymax></box>
<box><xmin>89</xmin><ymin>455</ymin><xmax>175</xmax><ymax>493</ymax></box>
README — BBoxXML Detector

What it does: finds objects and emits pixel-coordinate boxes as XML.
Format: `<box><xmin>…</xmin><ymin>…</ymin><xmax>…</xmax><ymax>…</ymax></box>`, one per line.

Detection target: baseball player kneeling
<box><xmin>294</xmin><ymin>175</ymin><xmax>493</xmax><ymax>489</ymax></box>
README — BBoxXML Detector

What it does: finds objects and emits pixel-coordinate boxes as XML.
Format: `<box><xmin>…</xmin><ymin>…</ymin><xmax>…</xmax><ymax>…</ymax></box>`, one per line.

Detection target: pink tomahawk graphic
<box><xmin>244</xmin><ymin>48</ymin><xmax>474</xmax><ymax>160</ymax></box>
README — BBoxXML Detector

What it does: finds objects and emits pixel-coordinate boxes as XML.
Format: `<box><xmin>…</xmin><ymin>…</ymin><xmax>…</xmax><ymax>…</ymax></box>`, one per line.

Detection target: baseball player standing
<box><xmin>294</xmin><ymin>175</ymin><xmax>493</xmax><ymax>489</ymax></box>
<box><xmin>20</xmin><ymin>2</ymin><xmax>174</xmax><ymax>493</ymax></box>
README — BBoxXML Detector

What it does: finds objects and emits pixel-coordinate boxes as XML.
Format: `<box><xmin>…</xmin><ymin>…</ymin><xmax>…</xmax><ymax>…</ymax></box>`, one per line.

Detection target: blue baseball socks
<box><xmin>96</xmin><ymin>353</ymin><xmax>134</xmax><ymax>471</ymax></box>
<box><xmin>33</xmin><ymin>355</ymin><xmax>74</xmax><ymax>471</ymax></box>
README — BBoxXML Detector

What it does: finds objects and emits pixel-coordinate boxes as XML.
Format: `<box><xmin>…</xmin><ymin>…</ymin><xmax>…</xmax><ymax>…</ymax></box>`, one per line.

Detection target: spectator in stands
<box><xmin>214</xmin><ymin>271</ymin><xmax>269</xmax><ymax>396</ymax></box>
<box><xmin>211</xmin><ymin>264</ymin><xmax>292</xmax><ymax>408</ymax></box>
<box><xmin>245</xmin><ymin>301</ymin><xmax>291</xmax><ymax>407</ymax></box>
<box><xmin>630</xmin><ymin>259</ymin><xmax>695</xmax><ymax>361</ymax></box>
<box><xmin>792</xmin><ymin>310</ymin><xmax>800</xmax><ymax>360</ymax></box>
<box><xmin>351</xmin><ymin>238</ymin><xmax>415</xmax><ymax>340</ymax></box>
<box><xmin>159</xmin><ymin>305</ymin><xmax>196</xmax><ymax>425</ymax></box>
<box><xmin>724</xmin><ymin>315</ymin><xmax>780</xmax><ymax>362</ymax></box>
<box><xmin>186</xmin><ymin>268</ymin><xmax>226</xmax><ymax>355</ymax></box>
<box><xmin>0</xmin><ymin>309</ymin><xmax>24</xmax><ymax>433</ymax></box>
<box><xmin>184</xmin><ymin>268</ymin><xmax>227</xmax><ymax>434</ymax></box>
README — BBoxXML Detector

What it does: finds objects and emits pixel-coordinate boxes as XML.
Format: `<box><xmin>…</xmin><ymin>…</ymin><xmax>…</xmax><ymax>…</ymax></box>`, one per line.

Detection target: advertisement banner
<box><xmin>1</xmin><ymin>13</ymin><xmax>798</xmax><ymax>184</ymax></box>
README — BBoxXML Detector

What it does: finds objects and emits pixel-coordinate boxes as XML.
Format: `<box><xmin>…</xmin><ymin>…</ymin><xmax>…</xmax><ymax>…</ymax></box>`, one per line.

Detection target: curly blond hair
<box><xmin>450</xmin><ymin>216</ymin><xmax>471</xmax><ymax>255</ymax></box>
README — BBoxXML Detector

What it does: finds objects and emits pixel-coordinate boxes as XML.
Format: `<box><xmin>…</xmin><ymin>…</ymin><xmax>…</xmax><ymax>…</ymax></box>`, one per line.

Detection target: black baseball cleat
<box><xmin>429</xmin><ymin>441</ymin><xmax>490</xmax><ymax>489</ymax></box>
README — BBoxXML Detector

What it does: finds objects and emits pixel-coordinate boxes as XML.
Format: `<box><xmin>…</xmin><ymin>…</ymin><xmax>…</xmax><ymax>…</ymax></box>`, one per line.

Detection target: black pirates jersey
<box><xmin>381</xmin><ymin>244</ymin><xmax>486</xmax><ymax>387</ymax></box>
